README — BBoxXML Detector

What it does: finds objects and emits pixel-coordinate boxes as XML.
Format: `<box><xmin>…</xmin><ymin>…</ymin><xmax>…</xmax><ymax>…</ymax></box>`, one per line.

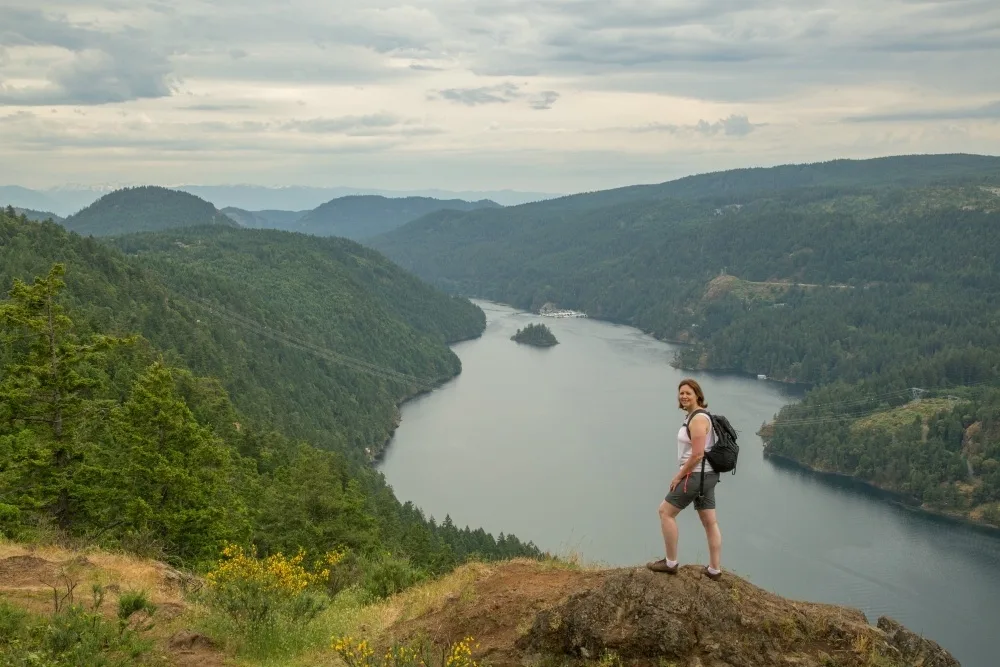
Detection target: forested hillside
<box><xmin>63</xmin><ymin>186</ymin><xmax>236</xmax><ymax>236</ymax></box>
<box><xmin>373</xmin><ymin>184</ymin><xmax>1000</xmax><ymax>385</ymax></box>
<box><xmin>761</xmin><ymin>385</ymin><xmax>1000</xmax><ymax>526</ymax></box>
<box><xmin>518</xmin><ymin>153</ymin><xmax>1000</xmax><ymax>213</ymax></box>
<box><xmin>294</xmin><ymin>195</ymin><xmax>500</xmax><ymax>240</ymax></box>
<box><xmin>368</xmin><ymin>156</ymin><xmax>1000</xmax><ymax>526</ymax></box>
<box><xmin>2</xmin><ymin>213</ymin><xmax>484</xmax><ymax>462</ymax></box>
<box><xmin>0</xmin><ymin>207</ymin><xmax>537</xmax><ymax>589</ymax></box>
<box><xmin>12</xmin><ymin>207</ymin><xmax>63</xmax><ymax>223</ymax></box>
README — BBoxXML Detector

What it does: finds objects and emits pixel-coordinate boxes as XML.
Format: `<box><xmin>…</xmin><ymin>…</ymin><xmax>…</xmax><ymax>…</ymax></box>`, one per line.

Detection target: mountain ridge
<box><xmin>63</xmin><ymin>185</ymin><xmax>237</xmax><ymax>236</ymax></box>
<box><xmin>10</xmin><ymin>206</ymin><xmax>63</xmax><ymax>223</ymax></box>
<box><xmin>293</xmin><ymin>194</ymin><xmax>501</xmax><ymax>240</ymax></box>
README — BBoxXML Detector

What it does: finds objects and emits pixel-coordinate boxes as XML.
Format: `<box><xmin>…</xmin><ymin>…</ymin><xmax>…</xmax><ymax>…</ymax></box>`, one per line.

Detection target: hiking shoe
<box><xmin>646</xmin><ymin>559</ymin><xmax>678</xmax><ymax>574</ymax></box>
<box><xmin>703</xmin><ymin>566</ymin><xmax>722</xmax><ymax>581</ymax></box>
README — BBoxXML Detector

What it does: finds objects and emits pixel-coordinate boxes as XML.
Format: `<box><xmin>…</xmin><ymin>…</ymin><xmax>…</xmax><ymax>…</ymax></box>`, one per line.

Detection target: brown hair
<box><xmin>678</xmin><ymin>378</ymin><xmax>707</xmax><ymax>409</ymax></box>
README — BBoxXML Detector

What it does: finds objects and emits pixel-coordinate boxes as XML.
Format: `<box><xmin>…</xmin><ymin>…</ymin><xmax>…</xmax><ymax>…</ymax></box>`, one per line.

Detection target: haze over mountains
<box><xmin>270</xmin><ymin>195</ymin><xmax>500</xmax><ymax>240</ymax></box>
<box><xmin>0</xmin><ymin>184</ymin><xmax>559</xmax><ymax>218</ymax></box>
<box><xmin>5</xmin><ymin>185</ymin><xmax>506</xmax><ymax>241</ymax></box>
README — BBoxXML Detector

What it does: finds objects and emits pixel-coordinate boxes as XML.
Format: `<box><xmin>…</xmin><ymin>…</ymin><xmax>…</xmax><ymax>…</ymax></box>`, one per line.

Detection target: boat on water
<box><xmin>540</xmin><ymin>310</ymin><xmax>588</xmax><ymax>318</ymax></box>
<box><xmin>538</xmin><ymin>302</ymin><xmax>588</xmax><ymax>318</ymax></box>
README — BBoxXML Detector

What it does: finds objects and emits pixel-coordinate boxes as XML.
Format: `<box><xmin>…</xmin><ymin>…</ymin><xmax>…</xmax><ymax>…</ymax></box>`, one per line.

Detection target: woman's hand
<box><xmin>669</xmin><ymin>474</ymin><xmax>683</xmax><ymax>492</ymax></box>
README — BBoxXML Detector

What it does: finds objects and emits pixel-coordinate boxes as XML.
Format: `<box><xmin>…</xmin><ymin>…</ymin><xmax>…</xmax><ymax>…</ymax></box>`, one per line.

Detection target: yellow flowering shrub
<box><xmin>445</xmin><ymin>637</ymin><xmax>479</xmax><ymax>667</ymax></box>
<box><xmin>332</xmin><ymin>635</ymin><xmax>480</xmax><ymax>667</ymax></box>
<box><xmin>206</xmin><ymin>543</ymin><xmax>345</xmax><ymax>595</ymax></box>
<box><xmin>204</xmin><ymin>543</ymin><xmax>346</xmax><ymax>630</ymax></box>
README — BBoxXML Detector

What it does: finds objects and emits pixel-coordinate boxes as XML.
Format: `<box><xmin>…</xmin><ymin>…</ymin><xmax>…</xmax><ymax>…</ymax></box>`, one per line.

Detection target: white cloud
<box><xmin>0</xmin><ymin>0</ymin><xmax>999</xmax><ymax>192</ymax></box>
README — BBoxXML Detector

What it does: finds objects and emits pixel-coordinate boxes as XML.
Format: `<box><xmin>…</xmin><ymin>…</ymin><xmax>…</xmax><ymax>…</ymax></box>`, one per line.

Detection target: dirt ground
<box><xmin>389</xmin><ymin>560</ymin><xmax>605</xmax><ymax>660</ymax></box>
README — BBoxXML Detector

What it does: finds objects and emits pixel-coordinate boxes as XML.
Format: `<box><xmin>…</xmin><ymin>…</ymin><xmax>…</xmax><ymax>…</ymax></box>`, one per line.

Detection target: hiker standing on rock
<box><xmin>648</xmin><ymin>378</ymin><xmax>723</xmax><ymax>580</ymax></box>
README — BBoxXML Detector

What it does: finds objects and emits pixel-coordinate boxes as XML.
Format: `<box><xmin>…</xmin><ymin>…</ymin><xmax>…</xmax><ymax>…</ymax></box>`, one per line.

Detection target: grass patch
<box><xmin>704</xmin><ymin>275</ymin><xmax>788</xmax><ymax>303</ymax></box>
<box><xmin>851</xmin><ymin>398</ymin><xmax>957</xmax><ymax>433</ymax></box>
<box><xmin>190</xmin><ymin>545</ymin><xmax>468</xmax><ymax>665</ymax></box>
<box><xmin>0</xmin><ymin>597</ymin><xmax>160</xmax><ymax>666</ymax></box>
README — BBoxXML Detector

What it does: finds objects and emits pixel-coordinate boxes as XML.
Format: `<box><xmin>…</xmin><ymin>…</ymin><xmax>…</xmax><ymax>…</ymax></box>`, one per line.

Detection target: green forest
<box><xmin>0</xmin><ymin>208</ymin><xmax>540</xmax><ymax>579</ymax></box>
<box><xmin>110</xmin><ymin>225</ymin><xmax>487</xmax><ymax>460</ymax></box>
<box><xmin>2</xmin><ymin>211</ymin><xmax>484</xmax><ymax>464</ymax></box>
<box><xmin>14</xmin><ymin>207</ymin><xmax>63</xmax><ymax>223</ymax></box>
<box><xmin>369</xmin><ymin>156</ymin><xmax>1000</xmax><ymax>526</ymax></box>
<box><xmin>511</xmin><ymin>323</ymin><xmax>559</xmax><ymax>347</ymax></box>
<box><xmin>762</xmin><ymin>386</ymin><xmax>1000</xmax><ymax>526</ymax></box>
<box><xmin>62</xmin><ymin>186</ymin><xmax>236</xmax><ymax>236</ymax></box>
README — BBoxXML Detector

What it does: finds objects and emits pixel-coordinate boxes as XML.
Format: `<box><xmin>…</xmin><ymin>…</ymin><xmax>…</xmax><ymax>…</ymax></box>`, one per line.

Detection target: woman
<box><xmin>647</xmin><ymin>378</ymin><xmax>723</xmax><ymax>580</ymax></box>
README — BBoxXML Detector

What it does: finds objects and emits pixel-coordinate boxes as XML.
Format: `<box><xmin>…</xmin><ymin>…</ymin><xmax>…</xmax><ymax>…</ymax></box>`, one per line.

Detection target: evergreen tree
<box><xmin>99</xmin><ymin>362</ymin><xmax>251</xmax><ymax>563</ymax></box>
<box><xmin>0</xmin><ymin>264</ymin><xmax>133</xmax><ymax>529</ymax></box>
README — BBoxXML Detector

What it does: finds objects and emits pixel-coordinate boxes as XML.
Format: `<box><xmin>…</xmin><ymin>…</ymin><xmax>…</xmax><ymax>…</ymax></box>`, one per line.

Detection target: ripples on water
<box><xmin>379</xmin><ymin>301</ymin><xmax>1000</xmax><ymax>667</ymax></box>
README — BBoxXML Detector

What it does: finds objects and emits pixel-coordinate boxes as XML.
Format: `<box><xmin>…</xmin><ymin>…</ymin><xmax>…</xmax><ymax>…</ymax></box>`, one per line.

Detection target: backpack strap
<box><xmin>685</xmin><ymin>409</ymin><xmax>711</xmax><ymax>497</ymax></box>
<box><xmin>685</xmin><ymin>408</ymin><xmax>711</xmax><ymax>440</ymax></box>
<box><xmin>700</xmin><ymin>452</ymin><xmax>707</xmax><ymax>497</ymax></box>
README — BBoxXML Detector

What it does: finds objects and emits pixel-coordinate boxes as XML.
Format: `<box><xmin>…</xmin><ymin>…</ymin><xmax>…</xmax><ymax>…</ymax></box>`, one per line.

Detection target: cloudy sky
<box><xmin>1</xmin><ymin>0</ymin><xmax>998</xmax><ymax>194</ymax></box>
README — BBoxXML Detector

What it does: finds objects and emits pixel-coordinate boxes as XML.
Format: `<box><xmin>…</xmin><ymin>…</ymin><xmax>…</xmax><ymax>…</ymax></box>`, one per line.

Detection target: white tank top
<box><xmin>677</xmin><ymin>411</ymin><xmax>716</xmax><ymax>474</ymax></box>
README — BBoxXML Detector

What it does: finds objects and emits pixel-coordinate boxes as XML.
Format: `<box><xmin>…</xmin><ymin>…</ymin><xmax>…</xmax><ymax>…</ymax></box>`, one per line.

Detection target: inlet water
<box><xmin>378</xmin><ymin>301</ymin><xmax>1000</xmax><ymax>667</ymax></box>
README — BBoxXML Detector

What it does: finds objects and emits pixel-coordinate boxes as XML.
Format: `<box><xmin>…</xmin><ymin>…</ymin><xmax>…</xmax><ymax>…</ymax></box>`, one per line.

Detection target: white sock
<box><xmin>666</xmin><ymin>559</ymin><xmax>678</xmax><ymax>568</ymax></box>
<box><xmin>707</xmin><ymin>566</ymin><xmax>721</xmax><ymax>575</ymax></box>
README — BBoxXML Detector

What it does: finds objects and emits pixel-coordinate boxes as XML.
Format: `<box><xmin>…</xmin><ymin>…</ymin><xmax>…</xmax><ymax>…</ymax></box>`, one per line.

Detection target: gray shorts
<box><xmin>665</xmin><ymin>472</ymin><xmax>719</xmax><ymax>511</ymax></box>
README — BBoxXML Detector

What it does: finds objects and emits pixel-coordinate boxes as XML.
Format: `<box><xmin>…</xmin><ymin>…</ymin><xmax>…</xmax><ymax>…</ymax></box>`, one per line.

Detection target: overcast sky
<box><xmin>1</xmin><ymin>0</ymin><xmax>998</xmax><ymax>194</ymax></box>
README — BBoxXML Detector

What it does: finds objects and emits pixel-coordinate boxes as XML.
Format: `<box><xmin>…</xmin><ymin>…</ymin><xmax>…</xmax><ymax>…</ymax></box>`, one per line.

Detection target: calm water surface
<box><xmin>378</xmin><ymin>301</ymin><xmax>1000</xmax><ymax>667</ymax></box>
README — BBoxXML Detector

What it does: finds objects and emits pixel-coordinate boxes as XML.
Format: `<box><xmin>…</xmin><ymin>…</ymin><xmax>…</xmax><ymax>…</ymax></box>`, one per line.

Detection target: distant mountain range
<box><xmin>1</xmin><ymin>184</ymin><xmax>560</xmax><ymax>217</ymax></box>
<box><xmin>6</xmin><ymin>183</ymin><xmax>503</xmax><ymax>241</ymax></box>
<box><xmin>180</xmin><ymin>185</ymin><xmax>557</xmax><ymax>211</ymax></box>
<box><xmin>228</xmin><ymin>195</ymin><xmax>500</xmax><ymax>240</ymax></box>
<box><xmin>218</xmin><ymin>207</ymin><xmax>306</xmax><ymax>229</ymax></box>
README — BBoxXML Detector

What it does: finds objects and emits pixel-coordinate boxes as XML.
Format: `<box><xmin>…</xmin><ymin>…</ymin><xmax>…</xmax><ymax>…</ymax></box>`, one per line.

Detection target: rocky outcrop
<box><xmin>878</xmin><ymin>617</ymin><xmax>959</xmax><ymax>667</ymax></box>
<box><xmin>388</xmin><ymin>561</ymin><xmax>959</xmax><ymax>667</ymax></box>
<box><xmin>518</xmin><ymin>567</ymin><xmax>959</xmax><ymax>667</ymax></box>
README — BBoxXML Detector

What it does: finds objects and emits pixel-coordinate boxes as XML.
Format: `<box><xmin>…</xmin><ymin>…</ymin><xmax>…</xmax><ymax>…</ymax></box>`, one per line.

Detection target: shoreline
<box><xmin>368</xmin><ymin>321</ymin><xmax>487</xmax><ymax>464</ymax></box>
<box><xmin>370</xmin><ymin>373</ymin><xmax>459</xmax><ymax>464</ymax></box>
<box><xmin>376</xmin><ymin>295</ymin><xmax>1000</xmax><ymax>537</ymax></box>
<box><xmin>764</xmin><ymin>451</ymin><xmax>1000</xmax><ymax>535</ymax></box>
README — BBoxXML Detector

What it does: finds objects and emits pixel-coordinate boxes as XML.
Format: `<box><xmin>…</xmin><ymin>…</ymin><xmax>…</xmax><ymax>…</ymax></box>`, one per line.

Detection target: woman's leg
<box><xmin>658</xmin><ymin>499</ymin><xmax>681</xmax><ymax>562</ymax></box>
<box><xmin>697</xmin><ymin>508</ymin><xmax>722</xmax><ymax>570</ymax></box>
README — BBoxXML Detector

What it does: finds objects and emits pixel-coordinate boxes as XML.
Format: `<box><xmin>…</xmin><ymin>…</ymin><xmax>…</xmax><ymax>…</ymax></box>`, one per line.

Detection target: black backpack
<box><xmin>685</xmin><ymin>408</ymin><xmax>740</xmax><ymax>495</ymax></box>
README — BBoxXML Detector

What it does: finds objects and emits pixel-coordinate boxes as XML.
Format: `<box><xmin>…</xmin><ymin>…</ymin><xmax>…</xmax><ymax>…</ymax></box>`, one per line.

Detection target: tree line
<box><xmin>1</xmin><ymin>208</ymin><xmax>540</xmax><ymax>582</ymax></box>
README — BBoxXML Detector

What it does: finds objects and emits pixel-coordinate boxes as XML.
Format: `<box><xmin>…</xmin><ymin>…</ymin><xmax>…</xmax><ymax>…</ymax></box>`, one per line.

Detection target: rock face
<box><xmin>519</xmin><ymin>568</ymin><xmax>960</xmax><ymax>666</ymax></box>
<box><xmin>388</xmin><ymin>562</ymin><xmax>960</xmax><ymax>667</ymax></box>
<box><xmin>878</xmin><ymin>617</ymin><xmax>959</xmax><ymax>667</ymax></box>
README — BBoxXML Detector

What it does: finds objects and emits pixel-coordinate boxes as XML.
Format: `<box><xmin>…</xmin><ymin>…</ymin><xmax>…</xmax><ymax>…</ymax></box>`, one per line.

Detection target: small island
<box><xmin>511</xmin><ymin>322</ymin><xmax>559</xmax><ymax>347</ymax></box>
